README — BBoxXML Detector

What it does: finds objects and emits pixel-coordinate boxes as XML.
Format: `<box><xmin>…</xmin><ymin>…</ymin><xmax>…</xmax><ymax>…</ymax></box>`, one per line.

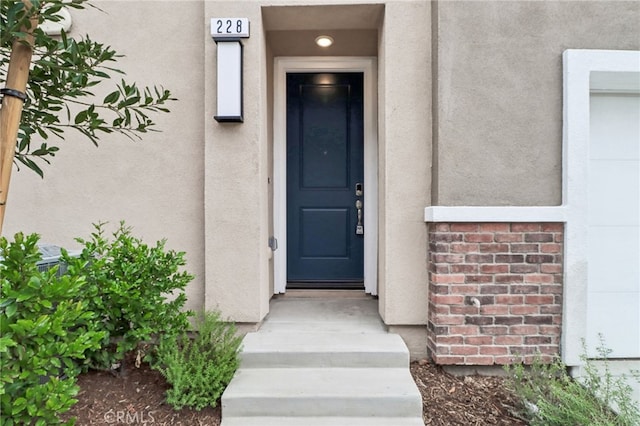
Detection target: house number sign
<box><xmin>211</xmin><ymin>18</ymin><xmax>250</xmax><ymax>40</ymax></box>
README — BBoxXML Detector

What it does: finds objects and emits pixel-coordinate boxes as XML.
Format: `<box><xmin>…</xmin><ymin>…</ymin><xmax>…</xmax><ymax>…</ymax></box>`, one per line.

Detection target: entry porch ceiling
<box><xmin>263</xmin><ymin>4</ymin><xmax>383</xmax><ymax>56</ymax></box>
<box><xmin>262</xmin><ymin>4</ymin><xmax>384</xmax><ymax>31</ymax></box>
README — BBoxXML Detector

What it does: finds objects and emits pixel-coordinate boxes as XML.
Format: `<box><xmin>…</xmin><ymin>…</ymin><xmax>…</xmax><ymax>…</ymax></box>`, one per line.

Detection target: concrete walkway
<box><xmin>221</xmin><ymin>294</ymin><xmax>425</xmax><ymax>426</ymax></box>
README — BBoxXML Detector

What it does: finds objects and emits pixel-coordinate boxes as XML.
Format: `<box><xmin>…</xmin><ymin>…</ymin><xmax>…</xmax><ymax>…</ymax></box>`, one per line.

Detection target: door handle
<box><xmin>355</xmin><ymin>199</ymin><xmax>364</xmax><ymax>235</ymax></box>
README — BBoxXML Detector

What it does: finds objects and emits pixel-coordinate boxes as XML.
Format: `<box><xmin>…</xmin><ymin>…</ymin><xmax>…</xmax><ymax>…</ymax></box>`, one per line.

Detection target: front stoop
<box><xmin>221</xmin><ymin>330</ymin><xmax>425</xmax><ymax>426</ymax></box>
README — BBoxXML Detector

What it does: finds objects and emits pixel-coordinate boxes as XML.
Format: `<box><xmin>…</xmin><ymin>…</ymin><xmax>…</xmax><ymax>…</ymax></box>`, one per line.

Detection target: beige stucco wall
<box><xmin>3</xmin><ymin>1</ymin><xmax>207</xmax><ymax>313</ymax></box>
<box><xmin>432</xmin><ymin>0</ymin><xmax>640</xmax><ymax>206</ymax></box>
<box><xmin>10</xmin><ymin>1</ymin><xmax>635</xmax><ymax>337</ymax></box>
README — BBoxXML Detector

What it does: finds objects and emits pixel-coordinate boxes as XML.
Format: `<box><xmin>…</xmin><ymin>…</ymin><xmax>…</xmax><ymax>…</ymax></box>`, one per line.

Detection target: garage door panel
<box><xmin>586</xmin><ymin>292</ymin><xmax>640</xmax><ymax>358</ymax></box>
<box><xmin>588</xmin><ymin>161</ymin><xmax>639</xmax><ymax>226</ymax></box>
<box><xmin>588</xmin><ymin>226</ymin><xmax>640</xmax><ymax>293</ymax></box>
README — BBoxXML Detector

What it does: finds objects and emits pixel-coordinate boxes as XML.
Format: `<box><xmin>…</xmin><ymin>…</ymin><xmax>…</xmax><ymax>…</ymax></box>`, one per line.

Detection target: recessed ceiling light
<box><xmin>315</xmin><ymin>35</ymin><xmax>334</xmax><ymax>48</ymax></box>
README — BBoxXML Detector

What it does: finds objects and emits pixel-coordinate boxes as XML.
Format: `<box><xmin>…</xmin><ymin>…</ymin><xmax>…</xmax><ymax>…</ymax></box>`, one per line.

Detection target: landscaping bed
<box><xmin>64</xmin><ymin>356</ymin><xmax>526</xmax><ymax>425</ymax></box>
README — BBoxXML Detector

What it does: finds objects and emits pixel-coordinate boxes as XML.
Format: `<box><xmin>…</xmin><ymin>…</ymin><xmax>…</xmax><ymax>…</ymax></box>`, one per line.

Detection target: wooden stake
<box><xmin>0</xmin><ymin>1</ymin><xmax>36</xmax><ymax>236</ymax></box>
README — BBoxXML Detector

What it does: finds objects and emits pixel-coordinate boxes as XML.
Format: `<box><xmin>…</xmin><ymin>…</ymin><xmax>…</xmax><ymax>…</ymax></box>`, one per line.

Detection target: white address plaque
<box><xmin>211</xmin><ymin>18</ymin><xmax>250</xmax><ymax>39</ymax></box>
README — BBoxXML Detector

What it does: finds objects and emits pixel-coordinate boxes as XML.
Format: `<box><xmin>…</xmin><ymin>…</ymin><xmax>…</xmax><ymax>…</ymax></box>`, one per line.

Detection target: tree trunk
<box><xmin>0</xmin><ymin>1</ymin><xmax>37</xmax><ymax>235</ymax></box>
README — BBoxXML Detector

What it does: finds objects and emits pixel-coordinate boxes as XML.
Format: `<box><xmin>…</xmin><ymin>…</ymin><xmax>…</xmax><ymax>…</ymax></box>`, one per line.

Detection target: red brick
<box><xmin>509</xmin><ymin>325</ymin><xmax>539</xmax><ymax>335</ymax></box>
<box><xmin>511</xmin><ymin>244</ymin><xmax>539</xmax><ymax>254</ymax></box>
<box><xmin>480</xmin><ymin>243</ymin><xmax>510</xmax><ymax>253</ymax></box>
<box><xmin>430</xmin><ymin>243</ymin><xmax>450</xmax><ymax>253</ymax></box>
<box><xmin>526</xmin><ymin>254</ymin><xmax>555</xmax><ymax>264</ymax></box>
<box><xmin>496</xmin><ymin>295</ymin><xmax>524</xmax><ymax>304</ymax></box>
<box><xmin>555</xmin><ymin>234</ymin><xmax>564</xmax><ymax>243</ymax></box>
<box><xmin>525</xmin><ymin>274</ymin><xmax>554</xmax><ymax>284</ymax></box>
<box><xmin>466</xmin><ymin>275</ymin><xmax>494</xmax><ymax>284</ymax></box>
<box><xmin>464</xmin><ymin>356</ymin><xmax>494</xmax><ymax>365</ymax></box>
<box><xmin>465</xmin><ymin>233</ymin><xmax>495</xmax><ymax>243</ymax></box>
<box><xmin>433</xmin><ymin>274</ymin><xmax>466</xmax><ymax>284</ymax></box>
<box><xmin>432</xmin><ymin>295</ymin><xmax>465</xmax><ymax>305</ymax></box>
<box><xmin>539</xmin><ymin>325</ymin><xmax>561</xmax><ymax>336</ymax></box>
<box><xmin>480</xmin><ymin>325</ymin><xmax>509</xmax><ymax>335</ymax></box>
<box><xmin>495</xmin><ymin>233</ymin><xmax>524</xmax><ymax>243</ymax></box>
<box><xmin>542</xmin><ymin>223</ymin><xmax>563</xmax><ymax>232</ymax></box>
<box><xmin>510</xmin><ymin>305</ymin><xmax>539</xmax><ymax>315</ymax></box>
<box><xmin>434</xmin><ymin>305</ymin><xmax>450</xmax><ymax>315</ymax></box>
<box><xmin>451</xmin><ymin>223</ymin><xmax>479</xmax><ymax>232</ymax></box>
<box><xmin>480</xmin><ymin>305</ymin><xmax>509</xmax><ymax>315</ymax></box>
<box><xmin>480</xmin><ymin>264</ymin><xmax>509</xmax><ymax>274</ymax></box>
<box><xmin>480</xmin><ymin>284</ymin><xmax>509</xmax><ymax>294</ymax></box>
<box><xmin>465</xmin><ymin>336</ymin><xmax>493</xmax><ymax>345</ymax></box>
<box><xmin>433</xmin><ymin>233</ymin><xmax>464</xmax><ymax>243</ymax></box>
<box><xmin>525</xmin><ymin>295</ymin><xmax>554</xmax><ymax>304</ymax></box>
<box><xmin>433</xmin><ymin>355</ymin><xmax>465</xmax><ymax>365</ymax></box>
<box><xmin>494</xmin><ymin>316</ymin><xmax>523</xmax><ymax>325</ymax></box>
<box><xmin>480</xmin><ymin>346</ymin><xmax>509</xmax><ymax>355</ymax></box>
<box><xmin>450</xmin><ymin>345</ymin><xmax>479</xmax><ymax>355</ymax></box>
<box><xmin>465</xmin><ymin>254</ymin><xmax>494</xmax><ymax>263</ymax></box>
<box><xmin>436</xmin><ymin>335</ymin><xmax>464</xmax><ymax>345</ymax></box>
<box><xmin>450</xmin><ymin>284</ymin><xmax>480</xmax><ymax>294</ymax></box>
<box><xmin>494</xmin><ymin>355</ymin><xmax>518</xmax><ymax>365</ymax></box>
<box><xmin>449</xmin><ymin>325</ymin><xmax>480</xmax><ymax>335</ymax></box>
<box><xmin>451</xmin><ymin>264</ymin><xmax>479</xmax><ymax>274</ymax></box>
<box><xmin>510</xmin><ymin>264</ymin><xmax>539</xmax><ymax>274</ymax></box>
<box><xmin>524</xmin><ymin>336</ymin><xmax>553</xmax><ymax>345</ymax></box>
<box><xmin>450</xmin><ymin>305</ymin><xmax>480</xmax><ymax>315</ymax></box>
<box><xmin>541</xmin><ymin>264</ymin><xmax>562</xmax><ymax>274</ymax></box>
<box><xmin>540</xmin><ymin>284</ymin><xmax>562</xmax><ymax>294</ymax></box>
<box><xmin>541</xmin><ymin>243</ymin><xmax>562</xmax><ymax>253</ymax></box>
<box><xmin>433</xmin><ymin>223</ymin><xmax>451</xmax><ymax>232</ymax></box>
<box><xmin>451</xmin><ymin>243</ymin><xmax>480</xmax><ymax>253</ymax></box>
<box><xmin>496</xmin><ymin>274</ymin><xmax>524</xmax><ymax>283</ymax></box>
<box><xmin>512</xmin><ymin>224</ymin><xmax>541</xmax><ymax>232</ymax></box>
<box><xmin>495</xmin><ymin>335</ymin><xmax>523</xmax><ymax>345</ymax></box>
<box><xmin>524</xmin><ymin>315</ymin><xmax>553</xmax><ymax>325</ymax></box>
<box><xmin>465</xmin><ymin>316</ymin><xmax>494</xmax><ymax>326</ymax></box>
<box><xmin>480</xmin><ymin>223</ymin><xmax>510</xmax><ymax>232</ymax></box>
<box><xmin>430</xmin><ymin>284</ymin><xmax>450</xmax><ymax>294</ymax></box>
<box><xmin>510</xmin><ymin>284</ymin><xmax>540</xmax><ymax>294</ymax></box>
<box><xmin>495</xmin><ymin>254</ymin><xmax>524</xmax><ymax>263</ymax></box>
<box><xmin>525</xmin><ymin>233</ymin><xmax>554</xmax><ymax>243</ymax></box>
<box><xmin>434</xmin><ymin>315</ymin><xmax>464</xmax><ymax>325</ymax></box>
<box><xmin>434</xmin><ymin>254</ymin><xmax>465</xmax><ymax>264</ymax></box>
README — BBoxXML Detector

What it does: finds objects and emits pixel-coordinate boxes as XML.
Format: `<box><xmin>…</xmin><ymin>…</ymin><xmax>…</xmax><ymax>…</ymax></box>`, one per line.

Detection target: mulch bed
<box><xmin>63</xmin><ymin>356</ymin><xmax>527</xmax><ymax>425</ymax></box>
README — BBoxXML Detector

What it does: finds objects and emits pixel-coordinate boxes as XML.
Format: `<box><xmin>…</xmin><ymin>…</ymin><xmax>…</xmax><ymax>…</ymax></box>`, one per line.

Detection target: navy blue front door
<box><xmin>287</xmin><ymin>73</ymin><xmax>364</xmax><ymax>287</ymax></box>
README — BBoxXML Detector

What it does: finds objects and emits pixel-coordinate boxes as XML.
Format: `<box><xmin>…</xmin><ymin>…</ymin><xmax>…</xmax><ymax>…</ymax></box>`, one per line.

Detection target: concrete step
<box><xmin>240</xmin><ymin>332</ymin><xmax>409</xmax><ymax>368</ymax></box>
<box><xmin>221</xmin><ymin>367</ymin><xmax>423</xmax><ymax>418</ymax></box>
<box><xmin>221</xmin><ymin>416</ymin><xmax>426</xmax><ymax>426</ymax></box>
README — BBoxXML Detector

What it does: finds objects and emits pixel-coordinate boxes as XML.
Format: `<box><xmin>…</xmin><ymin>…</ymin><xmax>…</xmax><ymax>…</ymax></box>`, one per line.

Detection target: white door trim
<box><xmin>273</xmin><ymin>57</ymin><xmax>378</xmax><ymax>295</ymax></box>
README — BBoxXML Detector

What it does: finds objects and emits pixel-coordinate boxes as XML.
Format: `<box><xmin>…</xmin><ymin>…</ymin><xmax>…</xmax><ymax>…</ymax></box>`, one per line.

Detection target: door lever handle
<box><xmin>355</xmin><ymin>200</ymin><xmax>364</xmax><ymax>235</ymax></box>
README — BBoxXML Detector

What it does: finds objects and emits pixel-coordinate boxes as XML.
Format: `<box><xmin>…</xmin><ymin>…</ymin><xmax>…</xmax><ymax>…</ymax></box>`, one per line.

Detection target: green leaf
<box><xmin>4</xmin><ymin>303</ymin><xmax>17</xmax><ymax>318</ymax></box>
<box><xmin>103</xmin><ymin>90</ymin><xmax>120</xmax><ymax>104</ymax></box>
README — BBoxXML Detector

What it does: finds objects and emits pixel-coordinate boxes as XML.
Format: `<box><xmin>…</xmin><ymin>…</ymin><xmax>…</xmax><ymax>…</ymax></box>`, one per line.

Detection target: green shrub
<box><xmin>0</xmin><ymin>233</ymin><xmax>106</xmax><ymax>426</ymax></box>
<box><xmin>63</xmin><ymin>222</ymin><xmax>193</xmax><ymax>371</ymax></box>
<box><xmin>504</xmin><ymin>340</ymin><xmax>640</xmax><ymax>426</ymax></box>
<box><xmin>151</xmin><ymin>311</ymin><xmax>242</xmax><ymax>410</ymax></box>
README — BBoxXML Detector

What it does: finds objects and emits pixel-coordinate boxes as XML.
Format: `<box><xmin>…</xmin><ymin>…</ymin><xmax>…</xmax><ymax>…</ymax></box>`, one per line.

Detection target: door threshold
<box><xmin>279</xmin><ymin>289</ymin><xmax>371</xmax><ymax>299</ymax></box>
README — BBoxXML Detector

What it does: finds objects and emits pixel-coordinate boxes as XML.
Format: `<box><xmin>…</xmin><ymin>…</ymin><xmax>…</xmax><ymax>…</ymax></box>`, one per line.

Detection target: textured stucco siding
<box><xmin>432</xmin><ymin>1</ymin><xmax>640</xmax><ymax>206</ymax></box>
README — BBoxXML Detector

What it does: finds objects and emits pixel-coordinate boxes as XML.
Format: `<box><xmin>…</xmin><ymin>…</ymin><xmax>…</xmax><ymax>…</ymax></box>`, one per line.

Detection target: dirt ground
<box><xmin>63</xmin><ymin>356</ymin><xmax>527</xmax><ymax>425</ymax></box>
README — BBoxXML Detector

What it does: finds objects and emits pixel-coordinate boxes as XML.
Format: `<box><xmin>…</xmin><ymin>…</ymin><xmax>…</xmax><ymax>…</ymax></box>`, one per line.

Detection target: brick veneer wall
<box><xmin>427</xmin><ymin>223</ymin><xmax>564</xmax><ymax>365</ymax></box>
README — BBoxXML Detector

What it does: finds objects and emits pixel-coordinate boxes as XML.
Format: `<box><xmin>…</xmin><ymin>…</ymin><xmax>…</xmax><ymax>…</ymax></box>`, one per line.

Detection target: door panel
<box><xmin>287</xmin><ymin>73</ymin><xmax>364</xmax><ymax>285</ymax></box>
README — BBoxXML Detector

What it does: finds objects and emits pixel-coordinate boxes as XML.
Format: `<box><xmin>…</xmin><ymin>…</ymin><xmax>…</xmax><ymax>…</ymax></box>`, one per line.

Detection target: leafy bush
<box><xmin>504</xmin><ymin>340</ymin><xmax>640</xmax><ymax>426</ymax></box>
<box><xmin>0</xmin><ymin>233</ymin><xmax>106</xmax><ymax>426</ymax></box>
<box><xmin>151</xmin><ymin>311</ymin><xmax>242</xmax><ymax>410</ymax></box>
<box><xmin>64</xmin><ymin>222</ymin><xmax>193</xmax><ymax>371</ymax></box>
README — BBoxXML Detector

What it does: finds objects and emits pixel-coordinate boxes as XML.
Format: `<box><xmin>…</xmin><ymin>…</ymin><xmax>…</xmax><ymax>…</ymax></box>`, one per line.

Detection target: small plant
<box><xmin>63</xmin><ymin>222</ymin><xmax>194</xmax><ymax>372</ymax></box>
<box><xmin>0</xmin><ymin>233</ymin><xmax>106</xmax><ymax>426</ymax></box>
<box><xmin>504</xmin><ymin>339</ymin><xmax>640</xmax><ymax>426</ymax></box>
<box><xmin>151</xmin><ymin>311</ymin><xmax>242</xmax><ymax>411</ymax></box>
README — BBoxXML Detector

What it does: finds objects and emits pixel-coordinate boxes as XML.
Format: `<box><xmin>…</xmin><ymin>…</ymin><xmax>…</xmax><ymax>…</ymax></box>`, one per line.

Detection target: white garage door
<box><xmin>587</xmin><ymin>93</ymin><xmax>640</xmax><ymax>358</ymax></box>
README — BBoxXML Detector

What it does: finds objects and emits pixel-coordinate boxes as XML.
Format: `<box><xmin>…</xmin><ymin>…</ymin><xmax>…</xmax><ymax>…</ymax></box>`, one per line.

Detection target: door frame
<box><xmin>273</xmin><ymin>57</ymin><xmax>378</xmax><ymax>295</ymax></box>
